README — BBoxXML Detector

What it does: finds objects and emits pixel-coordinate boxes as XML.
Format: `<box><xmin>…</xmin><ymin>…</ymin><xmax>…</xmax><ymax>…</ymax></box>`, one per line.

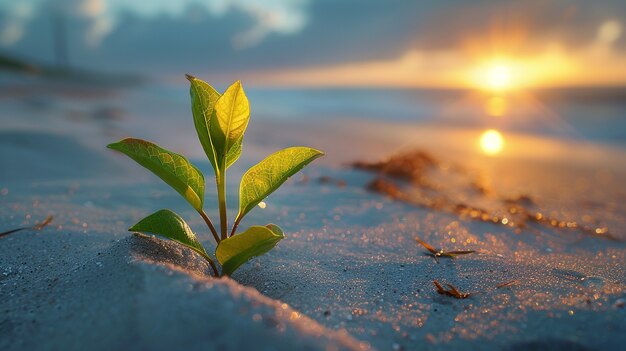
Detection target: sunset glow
<box><xmin>486</xmin><ymin>65</ymin><xmax>512</xmax><ymax>90</ymax></box>
<box><xmin>243</xmin><ymin>46</ymin><xmax>626</xmax><ymax>89</ymax></box>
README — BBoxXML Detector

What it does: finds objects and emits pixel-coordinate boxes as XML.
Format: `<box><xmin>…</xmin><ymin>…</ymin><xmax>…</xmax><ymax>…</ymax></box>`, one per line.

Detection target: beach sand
<box><xmin>1</xmin><ymin>82</ymin><xmax>625</xmax><ymax>350</ymax></box>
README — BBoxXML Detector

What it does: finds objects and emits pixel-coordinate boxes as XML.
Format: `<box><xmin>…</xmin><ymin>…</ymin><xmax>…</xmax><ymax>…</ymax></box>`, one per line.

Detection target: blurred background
<box><xmin>1</xmin><ymin>0</ymin><xmax>626</xmax><ymax>165</ymax></box>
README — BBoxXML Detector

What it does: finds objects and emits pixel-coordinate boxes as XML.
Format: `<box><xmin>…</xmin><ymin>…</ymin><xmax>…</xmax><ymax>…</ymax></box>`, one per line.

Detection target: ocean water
<box><xmin>140</xmin><ymin>84</ymin><xmax>626</xmax><ymax>146</ymax></box>
<box><xmin>2</xmin><ymin>74</ymin><xmax>626</xmax><ymax>152</ymax></box>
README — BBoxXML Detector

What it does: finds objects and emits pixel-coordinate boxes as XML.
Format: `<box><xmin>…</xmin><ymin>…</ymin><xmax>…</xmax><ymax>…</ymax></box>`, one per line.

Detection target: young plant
<box><xmin>108</xmin><ymin>75</ymin><xmax>324</xmax><ymax>277</ymax></box>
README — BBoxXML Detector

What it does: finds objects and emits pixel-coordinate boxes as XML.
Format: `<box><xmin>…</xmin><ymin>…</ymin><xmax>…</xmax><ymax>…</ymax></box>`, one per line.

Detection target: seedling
<box><xmin>108</xmin><ymin>75</ymin><xmax>324</xmax><ymax>276</ymax></box>
<box><xmin>415</xmin><ymin>237</ymin><xmax>475</xmax><ymax>262</ymax></box>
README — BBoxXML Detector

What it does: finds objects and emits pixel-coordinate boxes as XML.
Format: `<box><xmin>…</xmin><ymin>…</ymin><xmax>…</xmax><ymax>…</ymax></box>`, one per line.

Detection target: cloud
<box><xmin>63</xmin><ymin>0</ymin><xmax>113</xmax><ymax>46</ymax></box>
<box><xmin>238</xmin><ymin>49</ymin><xmax>466</xmax><ymax>88</ymax></box>
<box><xmin>1</xmin><ymin>0</ymin><xmax>625</xmax><ymax>87</ymax></box>
<box><xmin>596</xmin><ymin>20</ymin><xmax>622</xmax><ymax>45</ymax></box>
<box><xmin>0</xmin><ymin>2</ymin><xmax>34</xmax><ymax>45</ymax></box>
<box><xmin>0</xmin><ymin>0</ymin><xmax>114</xmax><ymax>47</ymax></box>
<box><xmin>410</xmin><ymin>0</ymin><xmax>626</xmax><ymax>54</ymax></box>
<box><xmin>0</xmin><ymin>0</ymin><xmax>309</xmax><ymax>49</ymax></box>
<box><xmin>230</xmin><ymin>0</ymin><xmax>308</xmax><ymax>49</ymax></box>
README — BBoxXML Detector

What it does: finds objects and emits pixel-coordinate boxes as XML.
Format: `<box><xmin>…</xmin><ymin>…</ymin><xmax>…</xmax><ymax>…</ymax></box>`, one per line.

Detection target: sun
<box><xmin>486</xmin><ymin>65</ymin><xmax>511</xmax><ymax>90</ymax></box>
<box><xmin>467</xmin><ymin>60</ymin><xmax>519</xmax><ymax>91</ymax></box>
<box><xmin>480</xmin><ymin>129</ymin><xmax>504</xmax><ymax>155</ymax></box>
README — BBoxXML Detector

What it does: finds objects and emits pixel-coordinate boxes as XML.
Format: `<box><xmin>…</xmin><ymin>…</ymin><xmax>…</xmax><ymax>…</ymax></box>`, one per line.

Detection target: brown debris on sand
<box><xmin>0</xmin><ymin>215</ymin><xmax>54</xmax><ymax>238</ymax></box>
<box><xmin>353</xmin><ymin>149</ymin><xmax>618</xmax><ymax>242</ymax></box>
<box><xmin>415</xmin><ymin>237</ymin><xmax>475</xmax><ymax>262</ymax></box>
<box><xmin>318</xmin><ymin>175</ymin><xmax>347</xmax><ymax>188</ymax></box>
<box><xmin>433</xmin><ymin>281</ymin><xmax>471</xmax><ymax>299</ymax></box>
<box><xmin>352</xmin><ymin>150</ymin><xmax>437</xmax><ymax>187</ymax></box>
<box><xmin>367</xmin><ymin>178</ymin><xmax>402</xmax><ymax>199</ymax></box>
<box><xmin>496</xmin><ymin>280</ymin><xmax>519</xmax><ymax>289</ymax></box>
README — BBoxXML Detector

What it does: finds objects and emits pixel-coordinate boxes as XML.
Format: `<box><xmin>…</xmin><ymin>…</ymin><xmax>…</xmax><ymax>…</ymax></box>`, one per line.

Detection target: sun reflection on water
<box><xmin>480</xmin><ymin>129</ymin><xmax>505</xmax><ymax>155</ymax></box>
<box><xmin>485</xmin><ymin>96</ymin><xmax>508</xmax><ymax>117</ymax></box>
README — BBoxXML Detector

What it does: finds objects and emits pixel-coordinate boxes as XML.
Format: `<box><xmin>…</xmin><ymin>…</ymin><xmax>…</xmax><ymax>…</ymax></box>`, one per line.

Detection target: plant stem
<box><xmin>200</xmin><ymin>251</ymin><xmax>220</xmax><ymax>277</ymax></box>
<box><xmin>199</xmin><ymin>210</ymin><xmax>220</xmax><ymax>244</ymax></box>
<box><xmin>209</xmin><ymin>260</ymin><xmax>219</xmax><ymax>277</ymax></box>
<box><xmin>217</xmin><ymin>173</ymin><xmax>228</xmax><ymax>240</ymax></box>
<box><xmin>229</xmin><ymin>217</ymin><xmax>241</xmax><ymax>237</ymax></box>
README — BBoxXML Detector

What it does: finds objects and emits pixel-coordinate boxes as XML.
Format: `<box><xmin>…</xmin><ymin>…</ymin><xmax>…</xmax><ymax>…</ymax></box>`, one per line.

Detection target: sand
<box><xmin>1</xmin><ymin>82</ymin><xmax>625</xmax><ymax>350</ymax></box>
<box><xmin>0</xmin><ymin>229</ymin><xmax>367</xmax><ymax>351</ymax></box>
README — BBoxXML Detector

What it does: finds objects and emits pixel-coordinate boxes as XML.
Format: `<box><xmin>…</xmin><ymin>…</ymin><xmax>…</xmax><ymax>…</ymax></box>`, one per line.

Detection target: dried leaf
<box><xmin>0</xmin><ymin>228</ymin><xmax>24</xmax><ymax>237</ymax></box>
<box><xmin>0</xmin><ymin>215</ymin><xmax>54</xmax><ymax>238</ymax></box>
<box><xmin>496</xmin><ymin>280</ymin><xmax>519</xmax><ymax>289</ymax></box>
<box><xmin>415</xmin><ymin>237</ymin><xmax>438</xmax><ymax>254</ymax></box>
<box><xmin>416</xmin><ymin>237</ymin><xmax>475</xmax><ymax>259</ymax></box>
<box><xmin>433</xmin><ymin>280</ymin><xmax>471</xmax><ymax>299</ymax></box>
<box><xmin>442</xmin><ymin>250</ymin><xmax>476</xmax><ymax>258</ymax></box>
<box><xmin>433</xmin><ymin>280</ymin><xmax>446</xmax><ymax>294</ymax></box>
<box><xmin>446</xmin><ymin>250</ymin><xmax>476</xmax><ymax>255</ymax></box>
<box><xmin>33</xmin><ymin>215</ymin><xmax>54</xmax><ymax>230</ymax></box>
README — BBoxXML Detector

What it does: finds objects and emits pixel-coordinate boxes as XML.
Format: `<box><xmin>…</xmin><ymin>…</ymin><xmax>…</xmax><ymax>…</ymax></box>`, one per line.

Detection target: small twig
<box><xmin>32</xmin><ymin>215</ymin><xmax>54</xmax><ymax>230</ymax></box>
<box><xmin>432</xmin><ymin>279</ymin><xmax>520</xmax><ymax>300</ymax></box>
<box><xmin>415</xmin><ymin>237</ymin><xmax>475</xmax><ymax>262</ymax></box>
<box><xmin>415</xmin><ymin>237</ymin><xmax>438</xmax><ymax>255</ymax></box>
<box><xmin>496</xmin><ymin>280</ymin><xmax>519</xmax><ymax>289</ymax></box>
<box><xmin>0</xmin><ymin>228</ymin><xmax>24</xmax><ymax>237</ymax></box>
<box><xmin>0</xmin><ymin>215</ymin><xmax>54</xmax><ymax>238</ymax></box>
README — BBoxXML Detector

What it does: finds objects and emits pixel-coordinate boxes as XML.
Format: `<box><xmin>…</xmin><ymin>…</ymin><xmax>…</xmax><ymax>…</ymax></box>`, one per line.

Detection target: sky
<box><xmin>1</xmin><ymin>0</ymin><xmax>625</xmax><ymax>88</ymax></box>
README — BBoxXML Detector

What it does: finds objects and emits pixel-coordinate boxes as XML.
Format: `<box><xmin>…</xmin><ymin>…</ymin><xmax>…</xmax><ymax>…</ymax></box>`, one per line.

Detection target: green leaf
<box><xmin>212</xmin><ymin>80</ymin><xmax>250</xmax><ymax>168</ymax></box>
<box><xmin>235</xmin><ymin>146</ymin><xmax>324</xmax><ymax>223</ymax></box>
<box><xmin>129</xmin><ymin>209</ymin><xmax>209</xmax><ymax>260</ymax></box>
<box><xmin>107</xmin><ymin>138</ymin><xmax>205</xmax><ymax>211</ymax></box>
<box><xmin>225</xmin><ymin>135</ymin><xmax>243</xmax><ymax>170</ymax></box>
<box><xmin>265</xmin><ymin>223</ymin><xmax>284</xmax><ymax>236</ymax></box>
<box><xmin>186</xmin><ymin>74</ymin><xmax>221</xmax><ymax>173</ymax></box>
<box><xmin>216</xmin><ymin>225</ymin><xmax>285</xmax><ymax>275</ymax></box>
